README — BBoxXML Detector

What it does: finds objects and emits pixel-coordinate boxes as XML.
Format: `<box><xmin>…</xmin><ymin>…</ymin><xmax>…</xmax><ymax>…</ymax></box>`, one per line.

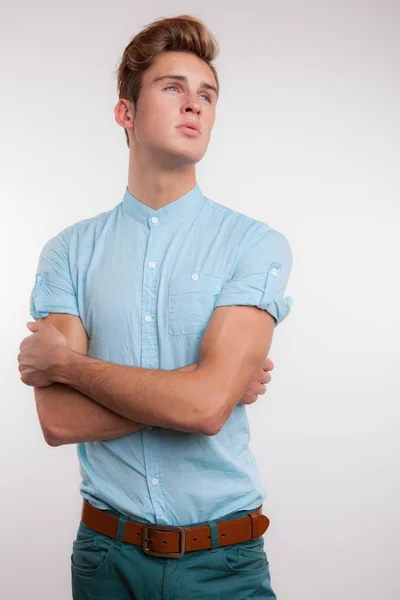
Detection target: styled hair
<box><xmin>115</xmin><ymin>14</ymin><xmax>220</xmax><ymax>147</ymax></box>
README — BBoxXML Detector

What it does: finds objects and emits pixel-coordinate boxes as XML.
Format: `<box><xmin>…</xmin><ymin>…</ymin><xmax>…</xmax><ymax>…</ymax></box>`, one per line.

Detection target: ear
<box><xmin>114</xmin><ymin>99</ymin><xmax>135</xmax><ymax>130</ymax></box>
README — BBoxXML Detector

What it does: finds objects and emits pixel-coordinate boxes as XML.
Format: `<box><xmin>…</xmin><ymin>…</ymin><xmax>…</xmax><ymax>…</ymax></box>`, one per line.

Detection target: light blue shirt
<box><xmin>30</xmin><ymin>182</ymin><xmax>293</xmax><ymax>525</ymax></box>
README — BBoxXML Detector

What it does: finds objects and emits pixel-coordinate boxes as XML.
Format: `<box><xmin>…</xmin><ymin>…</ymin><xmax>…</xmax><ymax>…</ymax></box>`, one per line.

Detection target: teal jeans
<box><xmin>71</xmin><ymin>504</ymin><xmax>277</xmax><ymax>599</ymax></box>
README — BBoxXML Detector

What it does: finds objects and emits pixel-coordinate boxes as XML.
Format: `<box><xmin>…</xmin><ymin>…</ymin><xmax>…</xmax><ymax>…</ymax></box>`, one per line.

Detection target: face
<box><xmin>117</xmin><ymin>51</ymin><xmax>218</xmax><ymax>166</ymax></box>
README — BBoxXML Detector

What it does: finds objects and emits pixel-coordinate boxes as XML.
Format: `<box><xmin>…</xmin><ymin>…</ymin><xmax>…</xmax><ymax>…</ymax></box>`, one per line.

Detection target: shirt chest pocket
<box><xmin>168</xmin><ymin>272</ymin><xmax>223</xmax><ymax>336</ymax></box>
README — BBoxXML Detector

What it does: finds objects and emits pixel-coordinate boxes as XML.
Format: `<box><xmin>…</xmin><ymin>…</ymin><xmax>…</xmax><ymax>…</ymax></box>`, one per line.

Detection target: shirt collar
<box><xmin>122</xmin><ymin>182</ymin><xmax>206</xmax><ymax>227</ymax></box>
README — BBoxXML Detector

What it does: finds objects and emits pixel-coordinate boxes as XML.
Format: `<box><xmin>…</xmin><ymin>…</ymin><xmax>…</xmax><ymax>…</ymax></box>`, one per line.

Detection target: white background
<box><xmin>1</xmin><ymin>1</ymin><xmax>399</xmax><ymax>598</ymax></box>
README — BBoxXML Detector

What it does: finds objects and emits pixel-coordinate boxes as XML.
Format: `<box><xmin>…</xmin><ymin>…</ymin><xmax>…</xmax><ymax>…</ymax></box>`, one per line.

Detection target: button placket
<box><xmin>141</xmin><ymin>215</ymin><xmax>166</xmax><ymax>522</ymax></box>
<box><xmin>147</xmin><ymin>468</ymin><xmax>167</xmax><ymax>522</ymax></box>
<box><xmin>141</xmin><ymin>217</ymin><xmax>161</xmax><ymax>346</ymax></box>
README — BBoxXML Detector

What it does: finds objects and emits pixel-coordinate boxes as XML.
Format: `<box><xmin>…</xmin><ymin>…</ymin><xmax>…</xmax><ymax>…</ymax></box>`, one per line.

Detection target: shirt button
<box><xmin>191</xmin><ymin>273</ymin><xmax>199</xmax><ymax>280</ymax></box>
<box><xmin>148</xmin><ymin>262</ymin><xmax>156</xmax><ymax>269</ymax></box>
<box><xmin>271</xmin><ymin>268</ymin><xmax>278</xmax><ymax>276</ymax></box>
<box><xmin>151</xmin><ymin>217</ymin><xmax>158</xmax><ymax>224</ymax></box>
<box><xmin>144</xmin><ymin>315</ymin><xmax>152</xmax><ymax>323</ymax></box>
<box><xmin>151</xmin><ymin>478</ymin><xmax>159</xmax><ymax>486</ymax></box>
<box><xmin>36</xmin><ymin>275</ymin><xmax>42</xmax><ymax>282</ymax></box>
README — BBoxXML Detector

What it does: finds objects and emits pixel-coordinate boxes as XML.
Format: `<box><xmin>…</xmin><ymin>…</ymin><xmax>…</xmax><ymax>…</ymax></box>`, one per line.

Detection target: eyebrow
<box><xmin>152</xmin><ymin>74</ymin><xmax>218</xmax><ymax>98</ymax></box>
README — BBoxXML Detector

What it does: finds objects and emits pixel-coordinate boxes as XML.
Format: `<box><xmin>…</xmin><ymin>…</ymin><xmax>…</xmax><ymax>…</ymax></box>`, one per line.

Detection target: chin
<box><xmin>165</xmin><ymin>144</ymin><xmax>205</xmax><ymax>165</ymax></box>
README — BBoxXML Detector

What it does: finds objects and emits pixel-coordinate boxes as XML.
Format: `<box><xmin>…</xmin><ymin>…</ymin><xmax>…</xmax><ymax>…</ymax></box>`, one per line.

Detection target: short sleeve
<box><xmin>214</xmin><ymin>225</ymin><xmax>293</xmax><ymax>327</ymax></box>
<box><xmin>29</xmin><ymin>229</ymin><xmax>79</xmax><ymax>320</ymax></box>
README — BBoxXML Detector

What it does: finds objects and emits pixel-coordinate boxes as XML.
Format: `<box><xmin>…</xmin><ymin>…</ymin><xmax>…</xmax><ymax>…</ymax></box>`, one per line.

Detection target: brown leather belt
<box><xmin>81</xmin><ymin>500</ymin><xmax>270</xmax><ymax>558</ymax></box>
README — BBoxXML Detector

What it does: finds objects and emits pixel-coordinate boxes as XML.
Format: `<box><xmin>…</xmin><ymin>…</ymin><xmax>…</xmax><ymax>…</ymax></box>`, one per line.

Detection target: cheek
<box><xmin>154</xmin><ymin>103</ymin><xmax>171</xmax><ymax>125</ymax></box>
<box><xmin>140</xmin><ymin>107</ymin><xmax>173</xmax><ymax>142</ymax></box>
<box><xmin>199</xmin><ymin>112</ymin><xmax>214</xmax><ymax>139</ymax></box>
<box><xmin>206</xmin><ymin>111</ymin><xmax>216</xmax><ymax>131</ymax></box>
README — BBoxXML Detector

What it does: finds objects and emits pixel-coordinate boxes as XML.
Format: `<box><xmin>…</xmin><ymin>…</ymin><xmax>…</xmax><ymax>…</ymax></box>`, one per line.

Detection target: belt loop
<box><xmin>249</xmin><ymin>512</ymin><xmax>255</xmax><ymax>540</ymax></box>
<box><xmin>206</xmin><ymin>520</ymin><xmax>220</xmax><ymax>553</ymax></box>
<box><xmin>115</xmin><ymin>514</ymin><xmax>128</xmax><ymax>549</ymax></box>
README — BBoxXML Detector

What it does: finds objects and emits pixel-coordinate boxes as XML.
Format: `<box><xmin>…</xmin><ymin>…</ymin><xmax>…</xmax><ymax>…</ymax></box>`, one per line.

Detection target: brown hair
<box><xmin>115</xmin><ymin>14</ymin><xmax>220</xmax><ymax>148</ymax></box>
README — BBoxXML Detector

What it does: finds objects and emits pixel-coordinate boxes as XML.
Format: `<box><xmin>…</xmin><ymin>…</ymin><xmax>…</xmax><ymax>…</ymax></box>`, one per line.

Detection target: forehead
<box><xmin>144</xmin><ymin>51</ymin><xmax>217</xmax><ymax>88</ymax></box>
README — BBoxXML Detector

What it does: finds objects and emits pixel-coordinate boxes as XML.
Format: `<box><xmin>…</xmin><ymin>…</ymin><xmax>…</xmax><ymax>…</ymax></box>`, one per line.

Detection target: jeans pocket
<box><xmin>71</xmin><ymin>521</ymin><xmax>115</xmax><ymax>574</ymax></box>
<box><xmin>218</xmin><ymin>536</ymin><xmax>270</xmax><ymax>574</ymax></box>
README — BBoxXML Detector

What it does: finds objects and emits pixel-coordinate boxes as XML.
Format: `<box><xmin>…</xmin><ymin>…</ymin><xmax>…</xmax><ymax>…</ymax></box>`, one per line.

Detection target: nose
<box><xmin>181</xmin><ymin>94</ymin><xmax>202</xmax><ymax>115</ymax></box>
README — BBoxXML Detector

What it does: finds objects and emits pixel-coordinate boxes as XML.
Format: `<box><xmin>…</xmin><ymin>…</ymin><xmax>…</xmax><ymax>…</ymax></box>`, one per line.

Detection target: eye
<box><xmin>164</xmin><ymin>86</ymin><xmax>212</xmax><ymax>103</ymax></box>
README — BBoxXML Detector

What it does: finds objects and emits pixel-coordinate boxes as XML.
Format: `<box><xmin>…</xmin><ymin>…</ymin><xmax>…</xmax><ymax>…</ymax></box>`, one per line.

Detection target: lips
<box><xmin>178</xmin><ymin>122</ymin><xmax>200</xmax><ymax>132</ymax></box>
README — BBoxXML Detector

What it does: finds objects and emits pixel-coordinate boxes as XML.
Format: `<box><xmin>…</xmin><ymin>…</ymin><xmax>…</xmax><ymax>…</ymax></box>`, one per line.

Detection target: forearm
<box><xmin>35</xmin><ymin>383</ymin><xmax>144</xmax><ymax>446</ymax></box>
<box><xmin>53</xmin><ymin>351</ymin><xmax>218</xmax><ymax>435</ymax></box>
<box><xmin>37</xmin><ymin>362</ymin><xmax>198</xmax><ymax>446</ymax></box>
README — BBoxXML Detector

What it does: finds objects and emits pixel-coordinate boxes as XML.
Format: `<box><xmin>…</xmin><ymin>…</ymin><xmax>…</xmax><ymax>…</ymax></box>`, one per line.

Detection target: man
<box><xmin>18</xmin><ymin>14</ymin><xmax>292</xmax><ymax>600</ymax></box>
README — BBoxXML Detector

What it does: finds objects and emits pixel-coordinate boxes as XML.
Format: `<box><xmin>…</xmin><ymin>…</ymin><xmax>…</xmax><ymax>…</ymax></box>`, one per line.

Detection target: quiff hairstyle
<box><xmin>115</xmin><ymin>14</ymin><xmax>220</xmax><ymax>148</ymax></box>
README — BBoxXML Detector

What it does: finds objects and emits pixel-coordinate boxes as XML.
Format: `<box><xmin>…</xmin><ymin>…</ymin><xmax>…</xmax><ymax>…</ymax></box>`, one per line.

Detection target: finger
<box><xmin>262</xmin><ymin>357</ymin><xmax>274</xmax><ymax>371</ymax></box>
<box><xmin>20</xmin><ymin>335</ymin><xmax>35</xmax><ymax>351</ymax></box>
<box><xmin>26</xmin><ymin>322</ymin><xmax>41</xmax><ymax>333</ymax></box>
<box><xmin>261</xmin><ymin>372</ymin><xmax>272</xmax><ymax>385</ymax></box>
<box><xmin>255</xmin><ymin>370</ymin><xmax>271</xmax><ymax>384</ymax></box>
<box><xmin>256</xmin><ymin>383</ymin><xmax>267</xmax><ymax>395</ymax></box>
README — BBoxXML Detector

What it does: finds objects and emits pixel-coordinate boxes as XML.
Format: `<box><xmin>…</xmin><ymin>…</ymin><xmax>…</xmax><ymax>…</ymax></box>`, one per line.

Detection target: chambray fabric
<box><xmin>30</xmin><ymin>182</ymin><xmax>293</xmax><ymax>526</ymax></box>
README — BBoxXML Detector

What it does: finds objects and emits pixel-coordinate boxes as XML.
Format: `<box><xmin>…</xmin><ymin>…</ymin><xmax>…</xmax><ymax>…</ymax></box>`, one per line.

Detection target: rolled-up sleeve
<box><xmin>29</xmin><ymin>229</ymin><xmax>79</xmax><ymax>320</ymax></box>
<box><xmin>214</xmin><ymin>224</ymin><xmax>293</xmax><ymax>327</ymax></box>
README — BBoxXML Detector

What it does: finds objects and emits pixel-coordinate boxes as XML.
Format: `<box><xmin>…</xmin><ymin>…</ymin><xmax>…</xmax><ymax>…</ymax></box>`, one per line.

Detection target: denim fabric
<box><xmin>71</xmin><ymin>504</ymin><xmax>277</xmax><ymax>599</ymax></box>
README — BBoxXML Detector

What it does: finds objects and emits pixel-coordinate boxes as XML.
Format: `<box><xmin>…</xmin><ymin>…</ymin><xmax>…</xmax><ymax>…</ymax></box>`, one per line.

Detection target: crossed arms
<box><xmin>22</xmin><ymin>304</ymin><xmax>275</xmax><ymax>445</ymax></box>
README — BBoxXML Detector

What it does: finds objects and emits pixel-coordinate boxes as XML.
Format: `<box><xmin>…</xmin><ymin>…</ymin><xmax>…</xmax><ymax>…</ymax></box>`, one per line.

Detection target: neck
<box><xmin>127</xmin><ymin>146</ymin><xmax>197</xmax><ymax>211</ymax></box>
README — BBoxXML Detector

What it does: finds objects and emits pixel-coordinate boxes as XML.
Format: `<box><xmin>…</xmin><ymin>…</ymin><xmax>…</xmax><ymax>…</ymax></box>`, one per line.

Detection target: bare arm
<box><xmin>34</xmin><ymin>314</ymin><xmax>199</xmax><ymax>446</ymax></box>
<box><xmin>196</xmin><ymin>305</ymin><xmax>275</xmax><ymax>431</ymax></box>
<box><xmin>45</xmin><ymin>364</ymin><xmax>198</xmax><ymax>446</ymax></box>
<box><xmin>52</xmin><ymin>351</ymin><xmax>218</xmax><ymax>435</ymax></box>
<box><xmin>39</xmin><ymin>382</ymin><xmax>144</xmax><ymax>446</ymax></box>
<box><xmin>47</xmin><ymin>306</ymin><xmax>274</xmax><ymax>437</ymax></box>
<box><xmin>33</xmin><ymin>314</ymin><xmax>150</xmax><ymax>446</ymax></box>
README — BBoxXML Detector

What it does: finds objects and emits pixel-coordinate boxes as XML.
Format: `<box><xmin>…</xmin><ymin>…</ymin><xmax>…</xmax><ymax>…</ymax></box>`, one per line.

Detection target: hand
<box><xmin>177</xmin><ymin>358</ymin><xmax>274</xmax><ymax>405</ymax></box>
<box><xmin>18</xmin><ymin>320</ymin><xmax>69</xmax><ymax>387</ymax></box>
<box><xmin>239</xmin><ymin>357</ymin><xmax>274</xmax><ymax>405</ymax></box>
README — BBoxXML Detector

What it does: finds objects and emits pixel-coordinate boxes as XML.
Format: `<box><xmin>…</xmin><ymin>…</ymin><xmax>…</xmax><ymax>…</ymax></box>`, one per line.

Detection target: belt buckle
<box><xmin>143</xmin><ymin>525</ymin><xmax>186</xmax><ymax>558</ymax></box>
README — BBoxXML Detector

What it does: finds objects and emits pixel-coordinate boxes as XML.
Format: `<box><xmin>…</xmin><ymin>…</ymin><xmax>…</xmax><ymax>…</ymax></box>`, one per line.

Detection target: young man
<box><xmin>18</xmin><ymin>14</ymin><xmax>292</xmax><ymax>600</ymax></box>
